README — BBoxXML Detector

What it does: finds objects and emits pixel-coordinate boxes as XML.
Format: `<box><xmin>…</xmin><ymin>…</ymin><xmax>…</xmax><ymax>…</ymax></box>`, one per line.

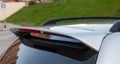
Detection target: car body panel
<box><xmin>96</xmin><ymin>32</ymin><xmax>120</xmax><ymax>64</ymax></box>
<box><xmin>51</xmin><ymin>24</ymin><xmax>112</xmax><ymax>51</ymax></box>
<box><xmin>53</xmin><ymin>24</ymin><xmax>112</xmax><ymax>33</ymax></box>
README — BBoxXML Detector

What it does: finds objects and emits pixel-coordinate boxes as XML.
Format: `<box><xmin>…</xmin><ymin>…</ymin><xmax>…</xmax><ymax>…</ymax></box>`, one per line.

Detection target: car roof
<box><xmin>52</xmin><ymin>24</ymin><xmax>113</xmax><ymax>32</ymax></box>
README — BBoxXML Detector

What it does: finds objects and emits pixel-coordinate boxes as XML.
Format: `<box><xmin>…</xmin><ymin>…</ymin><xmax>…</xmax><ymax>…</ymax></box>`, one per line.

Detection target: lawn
<box><xmin>6</xmin><ymin>0</ymin><xmax>120</xmax><ymax>26</ymax></box>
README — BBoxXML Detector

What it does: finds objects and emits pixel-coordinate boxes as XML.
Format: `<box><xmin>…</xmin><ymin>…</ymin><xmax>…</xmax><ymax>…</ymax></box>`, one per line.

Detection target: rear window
<box><xmin>17</xmin><ymin>43</ymin><xmax>97</xmax><ymax>64</ymax></box>
<box><xmin>19</xmin><ymin>35</ymin><xmax>97</xmax><ymax>64</ymax></box>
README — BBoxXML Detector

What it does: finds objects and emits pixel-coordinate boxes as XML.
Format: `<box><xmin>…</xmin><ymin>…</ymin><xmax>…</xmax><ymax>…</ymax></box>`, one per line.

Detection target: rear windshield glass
<box><xmin>20</xmin><ymin>35</ymin><xmax>97</xmax><ymax>64</ymax></box>
<box><xmin>17</xmin><ymin>43</ymin><xmax>97</xmax><ymax>64</ymax></box>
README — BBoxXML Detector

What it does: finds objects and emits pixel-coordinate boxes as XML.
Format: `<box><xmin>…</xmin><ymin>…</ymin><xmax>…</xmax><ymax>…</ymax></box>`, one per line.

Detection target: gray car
<box><xmin>0</xmin><ymin>17</ymin><xmax>120</xmax><ymax>64</ymax></box>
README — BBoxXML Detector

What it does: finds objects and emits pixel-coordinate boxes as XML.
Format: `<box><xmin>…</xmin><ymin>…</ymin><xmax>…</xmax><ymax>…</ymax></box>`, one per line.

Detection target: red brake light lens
<box><xmin>19</xmin><ymin>29</ymin><xmax>51</xmax><ymax>39</ymax></box>
<box><xmin>19</xmin><ymin>29</ymin><xmax>41</xmax><ymax>33</ymax></box>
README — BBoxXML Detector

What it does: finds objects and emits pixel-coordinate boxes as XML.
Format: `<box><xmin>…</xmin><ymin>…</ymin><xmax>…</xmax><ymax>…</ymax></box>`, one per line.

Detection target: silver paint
<box><xmin>96</xmin><ymin>33</ymin><xmax>120</xmax><ymax>64</ymax></box>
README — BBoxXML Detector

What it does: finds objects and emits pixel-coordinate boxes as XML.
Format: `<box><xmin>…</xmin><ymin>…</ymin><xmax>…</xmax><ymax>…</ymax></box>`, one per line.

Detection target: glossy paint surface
<box><xmin>51</xmin><ymin>24</ymin><xmax>112</xmax><ymax>51</ymax></box>
<box><xmin>96</xmin><ymin>33</ymin><xmax>120</xmax><ymax>64</ymax></box>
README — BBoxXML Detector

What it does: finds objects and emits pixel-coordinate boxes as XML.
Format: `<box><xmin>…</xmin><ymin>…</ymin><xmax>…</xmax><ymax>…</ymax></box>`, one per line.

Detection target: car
<box><xmin>0</xmin><ymin>17</ymin><xmax>120</xmax><ymax>64</ymax></box>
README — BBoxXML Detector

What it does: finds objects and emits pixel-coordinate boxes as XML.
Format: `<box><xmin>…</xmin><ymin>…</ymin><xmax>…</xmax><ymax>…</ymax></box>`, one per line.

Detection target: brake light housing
<box><xmin>16</xmin><ymin>28</ymin><xmax>51</xmax><ymax>39</ymax></box>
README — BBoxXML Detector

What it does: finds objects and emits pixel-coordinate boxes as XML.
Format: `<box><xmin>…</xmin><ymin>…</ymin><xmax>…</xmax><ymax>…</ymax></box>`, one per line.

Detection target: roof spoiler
<box><xmin>10</xmin><ymin>27</ymin><xmax>98</xmax><ymax>51</ymax></box>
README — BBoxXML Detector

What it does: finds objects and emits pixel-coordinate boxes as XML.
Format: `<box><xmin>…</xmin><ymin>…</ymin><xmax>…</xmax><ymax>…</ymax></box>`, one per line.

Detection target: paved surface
<box><xmin>0</xmin><ymin>31</ymin><xmax>18</xmax><ymax>55</ymax></box>
<box><xmin>0</xmin><ymin>23</ymin><xmax>19</xmax><ymax>55</ymax></box>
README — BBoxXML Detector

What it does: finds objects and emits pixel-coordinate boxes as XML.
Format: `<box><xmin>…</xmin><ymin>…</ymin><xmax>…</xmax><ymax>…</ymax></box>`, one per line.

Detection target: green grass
<box><xmin>6</xmin><ymin>0</ymin><xmax>120</xmax><ymax>26</ymax></box>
